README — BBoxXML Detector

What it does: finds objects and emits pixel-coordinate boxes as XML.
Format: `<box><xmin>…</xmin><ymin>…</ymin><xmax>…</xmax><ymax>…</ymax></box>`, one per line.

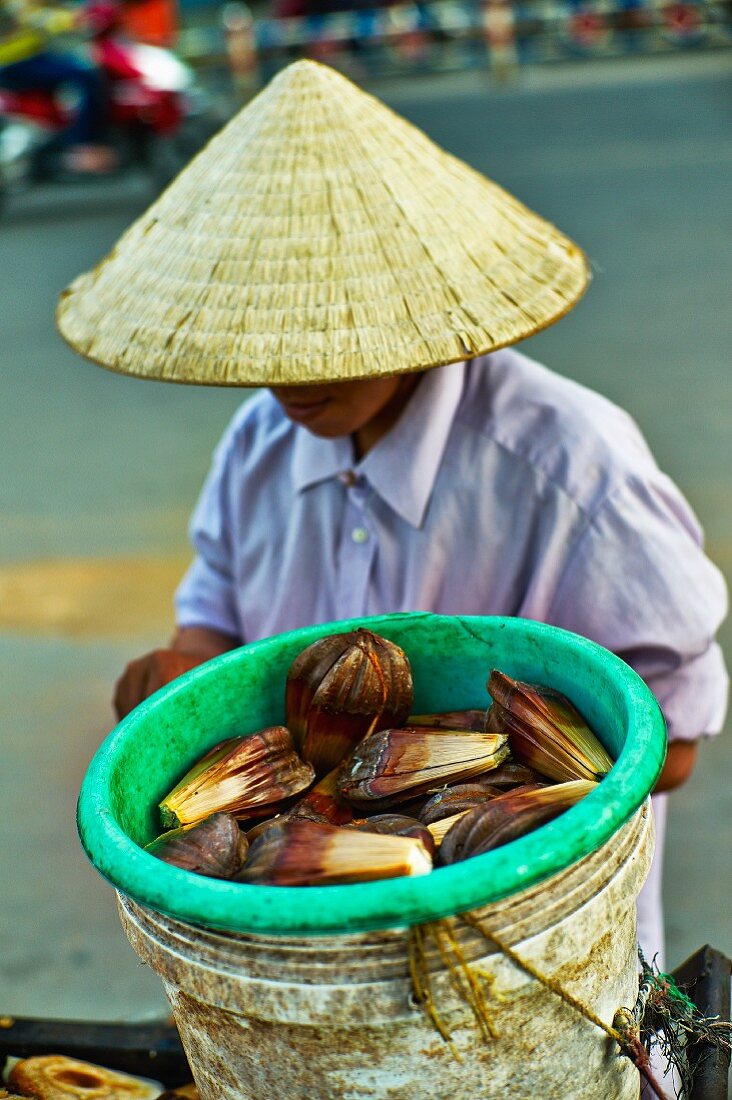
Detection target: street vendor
<box><xmin>56</xmin><ymin>60</ymin><xmax>728</xmax><ymax>980</ymax></box>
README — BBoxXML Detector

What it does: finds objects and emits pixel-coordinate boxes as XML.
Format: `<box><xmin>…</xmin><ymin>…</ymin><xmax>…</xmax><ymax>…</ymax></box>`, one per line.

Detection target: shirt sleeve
<box><xmin>174</xmin><ymin>426</ymin><xmax>243</xmax><ymax>641</ymax></box>
<box><xmin>547</xmin><ymin>471</ymin><xmax>729</xmax><ymax>742</ymax></box>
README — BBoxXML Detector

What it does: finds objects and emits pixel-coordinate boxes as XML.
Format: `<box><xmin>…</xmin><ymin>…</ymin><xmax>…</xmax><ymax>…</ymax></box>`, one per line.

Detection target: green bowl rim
<box><xmin>77</xmin><ymin>613</ymin><xmax>666</xmax><ymax>935</ymax></box>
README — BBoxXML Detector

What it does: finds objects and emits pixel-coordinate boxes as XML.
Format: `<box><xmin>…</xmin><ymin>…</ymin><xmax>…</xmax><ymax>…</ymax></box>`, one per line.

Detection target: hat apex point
<box><xmin>271</xmin><ymin>57</ymin><xmax>355</xmax><ymax>90</ymax></box>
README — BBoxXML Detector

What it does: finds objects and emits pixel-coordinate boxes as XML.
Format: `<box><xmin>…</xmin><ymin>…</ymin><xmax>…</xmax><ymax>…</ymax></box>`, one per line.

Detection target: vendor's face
<box><xmin>270</xmin><ymin>375</ymin><xmax>421</xmax><ymax>455</ymax></box>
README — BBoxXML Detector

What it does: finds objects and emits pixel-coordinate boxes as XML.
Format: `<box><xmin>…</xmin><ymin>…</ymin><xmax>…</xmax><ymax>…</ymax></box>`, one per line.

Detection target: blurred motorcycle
<box><xmin>0</xmin><ymin>1</ymin><xmax>217</xmax><ymax>214</ymax></box>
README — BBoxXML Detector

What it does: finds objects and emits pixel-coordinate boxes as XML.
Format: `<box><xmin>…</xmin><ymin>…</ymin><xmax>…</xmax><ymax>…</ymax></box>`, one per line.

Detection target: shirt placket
<box><xmin>335</xmin><ymin>474</ymin><xmax>376</xmax><ymax>619</ymax></box>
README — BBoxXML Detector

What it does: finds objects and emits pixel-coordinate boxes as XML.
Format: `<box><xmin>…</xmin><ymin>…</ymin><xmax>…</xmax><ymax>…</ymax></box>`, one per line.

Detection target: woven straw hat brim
<box><xmin>56</xmin><ymin>60</ymin><xmax>590</xmax><ymax>387</ymax></box>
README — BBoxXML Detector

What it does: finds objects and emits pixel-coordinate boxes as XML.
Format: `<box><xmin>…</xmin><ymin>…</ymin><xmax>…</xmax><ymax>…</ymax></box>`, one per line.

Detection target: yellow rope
<box><xmin>438</xmin><ymin>921</ymin><xmax>498</xmax><ymax>1041</ymax></box>
<box><xmin>407</xmin><ymin>924</ymin><xmax>462</xmax><ymax>1062</ymax></box>
<box><xmin>408</xmin><ymin>916</ymin><xmax>673</xmax><ymax>1097</ymax></box>
<box><xmin>456</xmin><ymin>915</ymin><xmax>672</xmax><ymax>1099</ymax></box>
<box><xmin>460</xmin><ymin>913</ymin><xmax>624</xmax><ymax>1044</ymax></box>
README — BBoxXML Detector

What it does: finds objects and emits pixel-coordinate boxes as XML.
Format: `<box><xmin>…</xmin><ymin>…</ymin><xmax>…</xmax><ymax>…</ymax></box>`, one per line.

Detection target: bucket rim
<box><xmin>77</xmin><ymin>613</ymin><xmax>666</xmax><ymax>935</ymax></box>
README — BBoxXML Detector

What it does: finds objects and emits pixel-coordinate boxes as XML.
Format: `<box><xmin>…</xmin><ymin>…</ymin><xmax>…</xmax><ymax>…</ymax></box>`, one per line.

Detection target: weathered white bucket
<box><xmin>119</xmin><ymin>803</ymin><xmax>654</xmax><ymax>1100</ymax></box>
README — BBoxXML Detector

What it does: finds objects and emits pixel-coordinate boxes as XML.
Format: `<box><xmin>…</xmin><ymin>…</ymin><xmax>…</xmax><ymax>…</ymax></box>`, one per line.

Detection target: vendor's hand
<box><xmin>113</xmin><ymin>627</ymin><xmax>239</xmax><ymax>720</ymax></box>
<box><xmin>652</xmin><ymin>740</ymin><xmax>698</xmax><ymax>792</ymax></box>
<box><xmin>113</xmin><ymin>649</ymin><xmax>205</xmax><ymax>720</ymax></box>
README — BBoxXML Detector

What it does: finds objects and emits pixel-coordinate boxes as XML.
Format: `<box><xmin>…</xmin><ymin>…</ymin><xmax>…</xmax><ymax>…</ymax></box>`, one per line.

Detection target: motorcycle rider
<box><xmin>0</xmin><ymin>0</ymin><xmax>117</xmax><ymax>173</ymax></box>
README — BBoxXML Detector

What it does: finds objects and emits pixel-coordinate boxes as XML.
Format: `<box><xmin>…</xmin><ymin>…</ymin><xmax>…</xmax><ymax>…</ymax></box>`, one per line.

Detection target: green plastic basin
<box><xmin>77</xmin><ymin>613</ymin><xmax>666</xmax><ymax>935</ymax></box>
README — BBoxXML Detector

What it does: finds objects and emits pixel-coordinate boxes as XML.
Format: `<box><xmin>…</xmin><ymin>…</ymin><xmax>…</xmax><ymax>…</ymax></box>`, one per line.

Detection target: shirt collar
<box><xmin>291</xmin><ymin>360</ymin><xmax>466</xmax><ymax>529</ymax></box>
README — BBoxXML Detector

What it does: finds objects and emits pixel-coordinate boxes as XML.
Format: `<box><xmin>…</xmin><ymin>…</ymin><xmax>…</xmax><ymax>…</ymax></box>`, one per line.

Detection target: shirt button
<box><xmin>351</xmin><ymin>526</ymin><xmax>369</xmax><ymax>544</ymax></box>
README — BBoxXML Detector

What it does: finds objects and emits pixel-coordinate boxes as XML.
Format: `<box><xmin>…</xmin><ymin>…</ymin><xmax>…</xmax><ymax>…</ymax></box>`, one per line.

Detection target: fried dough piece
<box><xmin>8</xmin><ymin>1055</ymin><xmax>161</xmax><ymax>1098</ymax></box>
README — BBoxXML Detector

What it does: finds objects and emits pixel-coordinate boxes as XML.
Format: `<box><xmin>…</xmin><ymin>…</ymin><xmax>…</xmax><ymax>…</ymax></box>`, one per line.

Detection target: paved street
<box><xmin>1</xmin><ymin>52</ymin><xmax>730</xmax><ymax>1026</ymax></box>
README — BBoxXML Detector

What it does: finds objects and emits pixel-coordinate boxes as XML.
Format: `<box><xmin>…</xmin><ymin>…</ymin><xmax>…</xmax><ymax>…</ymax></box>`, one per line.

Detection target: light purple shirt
<box><xmin>175</xmin><ymin>348</ymin><xmax>728</xmax><ymax>744</ymax></box>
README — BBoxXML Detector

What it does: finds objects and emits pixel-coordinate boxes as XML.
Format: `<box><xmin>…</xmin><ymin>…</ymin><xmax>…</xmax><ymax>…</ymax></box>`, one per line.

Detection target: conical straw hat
<box><xmin>57</xmin><ymin>60</ymin><xmax>590</xmax><ymax>387</ymax></box>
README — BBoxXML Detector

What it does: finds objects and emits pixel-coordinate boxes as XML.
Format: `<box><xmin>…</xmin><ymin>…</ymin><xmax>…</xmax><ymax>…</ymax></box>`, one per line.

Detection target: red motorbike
<box><xmin>0</xmin><ymin>2</ymin><xmax>215</xmax><ymax>211</ymax></box>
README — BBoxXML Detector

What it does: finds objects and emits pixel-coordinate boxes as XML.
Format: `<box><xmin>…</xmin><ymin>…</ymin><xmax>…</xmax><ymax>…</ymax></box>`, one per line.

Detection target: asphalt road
<box><xmin>1</xmin><ymin>53</ymin><xmax>730</xmax><ymax>1028</ymax></box>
